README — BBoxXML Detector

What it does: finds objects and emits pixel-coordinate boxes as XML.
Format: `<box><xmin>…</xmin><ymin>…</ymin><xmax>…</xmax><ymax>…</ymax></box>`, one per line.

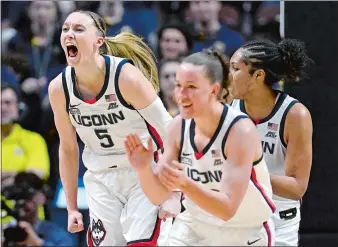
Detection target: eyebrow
<box><xmin>63</xmin><ymin>23</ymin><xmax>86</xmax><ymax>29</ymax></box>
<box><xmin>175</xmin><ymin>80</ymin><xmax>196</xmax><ymax>84</ymax></box>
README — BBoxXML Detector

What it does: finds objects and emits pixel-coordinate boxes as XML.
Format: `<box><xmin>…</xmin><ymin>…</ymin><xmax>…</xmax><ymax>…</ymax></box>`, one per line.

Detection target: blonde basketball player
<box><xmin>125</xmin><ymin>50</ymin><xmax>276</xmax><ymax>246</ymax></box>
<box><xmin>48</xmin><ymin>10</ymin><xmax>181</xmax><ymax>246</ymax></box>
<box><xmin>230</xmin><ymin>39</ymin><xmax>313</xmax><ymax>246</ymax></box>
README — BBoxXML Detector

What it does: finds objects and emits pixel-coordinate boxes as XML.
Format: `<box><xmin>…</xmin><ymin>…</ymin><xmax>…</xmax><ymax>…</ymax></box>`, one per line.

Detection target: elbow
<box><xmin>59</xmin><ymin>142</ymin><xmax>78</xmax><ymax>154</ymax></box>
<box><xmin>292</xmin><ymin>184</ymin><xmax>308</xmax><ymax>200</ymax></box>
<box><xmin>218</xmin><ymin>203</ymin><xmax>238</xmax><ymax>221</ymax></box>
<box><xmin>150</xmin><ymin>193</ymin><xmax>172</xmax><ymax>206</ymax></box>
<box><xmin>149</xmin><ymin>197</ymin><xmax>164</xmax><ymax>206</ymax></box>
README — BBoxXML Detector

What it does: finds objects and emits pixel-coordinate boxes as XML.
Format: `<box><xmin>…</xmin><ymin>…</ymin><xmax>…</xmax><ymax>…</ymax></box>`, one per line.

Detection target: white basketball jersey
<box><xmin>62</xmin><ymin>55</ymin><xmax>162</xmax><ymax>171</ymax></box>
<box><xmin>179</xmin><ymin>104</ymin><xmax>275</xmax><ymax>227</ymax></box>
<box><xmin>231</xmin><ymin>93</ymin><xmax>300</xmax><ymax>208</ymax></box>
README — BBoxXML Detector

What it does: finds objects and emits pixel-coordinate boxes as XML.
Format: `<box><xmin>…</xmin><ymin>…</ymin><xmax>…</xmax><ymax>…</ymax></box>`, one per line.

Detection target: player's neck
<box><xmin>194</xmin><ymin>102</ymin><xmax>224</xmax><ymax>137</ymax></box>
<box><xmin>244</xmin><ymin>87</ymin><xmax>278</xmax><ymax>120</ymax></box>
<box><xmin>74</xmin><ymin>55</ymin><xmax>106</xmax><ymax>87</ymax></box>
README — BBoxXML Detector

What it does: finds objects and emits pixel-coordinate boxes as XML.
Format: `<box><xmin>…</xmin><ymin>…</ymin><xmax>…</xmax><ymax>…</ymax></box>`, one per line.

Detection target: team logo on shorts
<box><xmin>90</xmin><ymin>219</ymin><xmax>106</xmax><ymax>246</ymax></box>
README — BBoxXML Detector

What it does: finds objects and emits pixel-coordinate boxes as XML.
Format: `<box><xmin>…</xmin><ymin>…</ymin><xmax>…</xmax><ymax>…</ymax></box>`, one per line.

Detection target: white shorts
<box><xmin>84</xmin><ymin>167</ymin><xmax>161</xmax><ymax>246</ymax></box>
<box><xmin>165</xmin><ymin>211</ymin><xmax>275</xmax><ymax>246</ymax></box>
<box><xmin>272</xmin><ymin>205</ymin><xmax>301</xmax><ymax>246</ymax></box>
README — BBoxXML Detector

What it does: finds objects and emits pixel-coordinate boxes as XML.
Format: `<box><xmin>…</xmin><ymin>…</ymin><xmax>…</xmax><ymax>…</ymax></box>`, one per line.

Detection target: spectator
<box><xmin>156</xmin><ymin>20</ymin><xmax>193</xmax><ymax>60</ymax></box>
<box><xmin>159</xmin><ymin>58</ymin><xmax>181</xmax><ymax>116</ymax></box>
<box><xmin>1</xmin><ymin>84</ymin><xmax>50</xmax><ymax>225</ymax></box>
<box><xmin>2</xmin><ymin>51</ymin><xmax>43</xmax><ymax>133</ymax></box>
<box><xmin>187</xmin><ymin>0</ymin><xmax>245</xmax><ymax>56</ymax></box>
<box><xmin>7</xmin><ymin>1</ymin><xmax>66</xmax><ymax>98</ymax></box>
<box><xmin>1</xmin><ymin>84</ymin><xmax>50</xmax><ymax>185</ymax></box>
<box><xmin>1</xmin><ymin>65</ymin><xmax>19</xmax><ymax>92</ymax></box>
<box><xmin>98</xmin><ymin>1</ymin><xmax>158</xmax><ymax>45</ymax></box>
<box><xmin>2</xmin><ymin>172</ymin><xmax>75</xmax><ymax>246</ymax></box>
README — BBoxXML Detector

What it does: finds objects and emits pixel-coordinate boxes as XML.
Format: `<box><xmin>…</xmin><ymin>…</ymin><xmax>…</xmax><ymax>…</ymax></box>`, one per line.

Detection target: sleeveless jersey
<box><xmin>231</xmin><ymin>92</ymin><xmax>300</xmax><ymax>209</ymax></box>
<box><xmin>62</xmin><ymin>55</ymin><xmax>162</xmax><ymax>171</ymax></box>
<box><xmin>179</xmin><ymin>104</ymin><xmax>275</xmax><ymax>227</ymax></box>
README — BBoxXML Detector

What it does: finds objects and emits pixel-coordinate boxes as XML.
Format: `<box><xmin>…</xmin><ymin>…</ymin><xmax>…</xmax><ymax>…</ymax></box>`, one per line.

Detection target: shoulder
<box><xmin>225</xmin><ymin>107</ymin><xmax>259</xmax><ymax>147</ymax></box>
<box><xmin>167</xmin><ymin>115</ymin><xmax>184</xmax><ymax>146</ymax></box>
<box><xmin>118</xmin><ymin>61</ymin><xmax>141</xmax><ymax>86</ymax></box>
<box><xmin>168</xmin><ymin>115</ymin><xmax>184</xmax><ymax>136</ymax></box>
<box><xmin>48</xmin><ymin>73</ymin><xmax>64</xmax><ymax>95</ymax></box>
<box><xmin>48</xmin><ymin>73</ymin><xmax>67</xmax><ymax>102</ymax></box>
<box><xmin>15</xmin><ymin>124</ymin><xmax>47</xmax><ymax>144</ymax></box>
<box><xmin>286</xmin><ymin>102</ymin><xmax>312</xmax><ymax>127</ymax></box>
<box><xmin>229</xmin><ymin>116</ymin><xmax>257</xmax><ymax>138</ymax></box>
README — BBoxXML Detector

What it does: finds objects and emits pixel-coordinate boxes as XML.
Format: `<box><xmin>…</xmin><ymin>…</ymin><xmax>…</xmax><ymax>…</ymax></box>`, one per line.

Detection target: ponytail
<box><xmin>182</xmin><ymin>49</ymin><xmax>231</xmax><ymax>104</ymax></box>
<box><xmin>212</xmin><ymin>51</ymin><xmax>230</xmax><ymax>103</ymax></box>
<box><xmin>73</xmin><ymin>11</ymin><xmax>160</xmax><ymax>92</ymax></box>
<box><xmin>102</xmin><ymin>32</ymin><xmax>160</xmax><ymax>93</ymax></box>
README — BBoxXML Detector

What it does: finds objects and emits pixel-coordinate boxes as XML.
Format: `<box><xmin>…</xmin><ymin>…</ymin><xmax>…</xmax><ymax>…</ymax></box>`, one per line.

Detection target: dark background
<box><xmin>285</xmin><ymin>2</ymin><xmax>338</xmax><ymax>246</ymax></box>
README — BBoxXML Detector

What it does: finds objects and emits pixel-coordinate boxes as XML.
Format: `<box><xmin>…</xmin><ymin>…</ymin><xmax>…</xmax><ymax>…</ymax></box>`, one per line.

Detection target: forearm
<box><xmin>270</xmin><ymin>173</ymin><xmax>306</xmax><ymax>200</ymax></box>
<box><xmin>59</xmin><ymin>144</ymin><xmax>79</xmax><ymax>211</ymax></box>
<box><xmin>137</xmin><ymin>97</ymin><xmax>173</xmax><ymax>142</ymax></box>
<box><xmin>182</xmin><ymin>179</ymin><xmax>234</xmax><ymax>221</ymax></box>
<box><xmin>137</xmin><ymin>166</ymin><xmax>171</xmax><ymax>205</ymax></box>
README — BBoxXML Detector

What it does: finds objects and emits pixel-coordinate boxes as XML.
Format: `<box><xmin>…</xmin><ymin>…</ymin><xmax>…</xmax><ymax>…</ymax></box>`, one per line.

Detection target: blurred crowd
<box><xmin>1</xmin><ymin>1</ymin><xmax>281</xmax><ymax>246</ymax></box>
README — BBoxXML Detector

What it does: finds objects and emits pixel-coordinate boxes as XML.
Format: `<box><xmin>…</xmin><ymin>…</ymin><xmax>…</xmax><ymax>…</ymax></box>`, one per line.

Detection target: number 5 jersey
<box><xmin>62</xmin><ymin>55</ymin><xmax>163</xmax><ymax>171</ymax></box>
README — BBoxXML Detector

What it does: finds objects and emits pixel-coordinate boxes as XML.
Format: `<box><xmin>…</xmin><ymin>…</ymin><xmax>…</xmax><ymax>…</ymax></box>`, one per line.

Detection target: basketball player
<box><xmin>125</xmin><ymin>50</ymin><xmax>276</xmax><ymax>246</ymax></box>
<box><xmin>48</xmin><ymin>10</ymin><xmax>181</xmax><ymax>246</ymax></box>
<box><xmin>229</xmin><ymin>39</ymin><xmax>313</xmax><ymax>246</ymax></box>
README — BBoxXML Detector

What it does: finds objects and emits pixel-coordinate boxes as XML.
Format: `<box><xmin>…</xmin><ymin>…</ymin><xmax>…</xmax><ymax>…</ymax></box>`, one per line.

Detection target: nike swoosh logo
<box><xmin>69</xmin><ymin>103</ymin><xmax>81</xmax><ymax>108</ymax></box>
<box><xmin>182</xmin><ymin>153</ymin><xmax>192</xmax><ymax>156</ymax></box>
<box><xmin>247</xmin><ymin>238</ymin><xmax>261</xmax><ymax>245</ymax></box>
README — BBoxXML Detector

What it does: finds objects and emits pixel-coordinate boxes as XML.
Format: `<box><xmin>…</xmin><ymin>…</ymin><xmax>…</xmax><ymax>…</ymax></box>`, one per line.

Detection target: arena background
<box><xmin>1</xmin><ymin>1</ymin><xmax>338</xmax><ymax>246</ymax></box>
<box><xmin>284</xmin><ymin>2</ymin><xmax>338</xmax><ymax>246</ymax></box>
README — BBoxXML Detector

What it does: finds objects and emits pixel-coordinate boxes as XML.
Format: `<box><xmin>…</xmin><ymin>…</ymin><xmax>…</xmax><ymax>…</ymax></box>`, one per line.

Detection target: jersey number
<box><xmin>94</xmin><ymin>129</ymin><xmax>114</xmax><ymax>148</ymax></box>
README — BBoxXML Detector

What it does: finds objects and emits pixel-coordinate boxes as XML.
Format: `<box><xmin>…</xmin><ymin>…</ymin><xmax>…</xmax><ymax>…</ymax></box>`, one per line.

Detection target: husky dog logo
<box><xmin>91</xmin><ymin>219</ymin><xmax>106</xmax><ymax>246</ymax></box>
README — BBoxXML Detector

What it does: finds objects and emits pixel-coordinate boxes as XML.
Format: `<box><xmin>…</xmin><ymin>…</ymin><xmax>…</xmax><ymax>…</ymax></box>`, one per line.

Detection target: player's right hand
<box><xmin>125</xmin><ymin>134</ymin><xmax>153</xmax><ymax>171</ymax></box>
<box><xmin>67</xmin><ymin>210</ymin><xmax>84</xmax><ymax>233</ymax></box>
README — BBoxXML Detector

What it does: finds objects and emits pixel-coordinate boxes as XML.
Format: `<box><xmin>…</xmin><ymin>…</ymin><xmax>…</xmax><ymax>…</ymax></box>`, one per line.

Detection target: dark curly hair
<box><xmin>239</xmin><ymin>39</ymin><xmax>313</xmax><ymax>86</ymax></box>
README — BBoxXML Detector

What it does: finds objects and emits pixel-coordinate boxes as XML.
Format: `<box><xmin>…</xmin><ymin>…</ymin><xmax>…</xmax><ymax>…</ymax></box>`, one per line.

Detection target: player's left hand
<box><xmin>158</xmin><ymin>192</ymin><xmax>182</xmax><ymax>221</ymax></box>
<box><xmin>159</xmin><ymin>160</ymin><xmax>188</xmax><ymax>191</ymax></box>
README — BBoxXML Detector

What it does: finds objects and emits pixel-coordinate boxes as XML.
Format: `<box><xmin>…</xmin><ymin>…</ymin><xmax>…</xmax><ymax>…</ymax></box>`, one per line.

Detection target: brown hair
<box><xmin>74</xmin><ymin>10</ymin><xmax>160</xmax><ymax>92</ymax></box>
<box><xmin>182</xmin><ymin>49</ymin><xmax>230</xmax><ymax>103</ymax></box>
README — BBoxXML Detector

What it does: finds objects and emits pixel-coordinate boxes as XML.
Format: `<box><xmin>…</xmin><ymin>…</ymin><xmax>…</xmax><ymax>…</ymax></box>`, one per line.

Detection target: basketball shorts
<box><xmin>165</xmin><ymin>211</ymin><xmax>275</xmax><ymax>246</ymax></box>
<box><xmin>84</xmin><ymin>166</ymin><xmax>161</xmax><ymax>246</ymax></box>
<box><xmin>273</xmin><ymin>202</ymin><xmax>301</xmax><ymax>246</ymax></box>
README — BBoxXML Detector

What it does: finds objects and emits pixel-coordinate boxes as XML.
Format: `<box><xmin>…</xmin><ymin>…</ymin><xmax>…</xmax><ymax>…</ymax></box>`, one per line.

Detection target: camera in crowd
<box><xmin>1</xmin><ymin>172</ymin><xmax>51</xmax><ymax>245</ymax></box>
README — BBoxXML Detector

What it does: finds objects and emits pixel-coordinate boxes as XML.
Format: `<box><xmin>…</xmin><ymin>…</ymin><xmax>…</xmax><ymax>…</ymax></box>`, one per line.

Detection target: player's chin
<box><xmin>179</xmin><ymin>111</ymin><xmax>194</xmax><ymax>120</ymax></box>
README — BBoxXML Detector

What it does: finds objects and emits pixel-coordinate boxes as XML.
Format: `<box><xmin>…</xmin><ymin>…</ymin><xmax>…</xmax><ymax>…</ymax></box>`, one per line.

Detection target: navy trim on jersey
<box><xmin>190</xmin><ymin>104</ymin><xmax>228</xmax><ymax>160</ymax></box>
<box><xmin>178</xmin><ymin>119</ymin><xmax>186</xmax><ymax>162</ymax></box>
<box><xmin>114</xmin><ymin>58</ymin><xmax>135</xmax><ymax>110</ymax></box>
<box><xmin>253</xmin><ymin>154</ymin><xmax>264</xmax><ymax>166</ymax></box>
<box><xmin>240</xmin><ymin>92</ymin><xmax>288</xmax><ymax>124</ymax></box>
<box><xmin>221</xmin><ymin>115</ymin><xmax>248</xmax><ymax>160</ymax></box>
<box><xmin>61</xmin><ymin>68</ymin><xmax>70</xmax><ymax>113</ymax></box>
<box><xmin>71</xmin><ymin>55</ymin><xmax>111</xmax><ymax>102</ymax></box>
<box><xmin>279</xmin><ymin>99</ymin><xmax>299</xmax><ymax>148</ymax></box>
<box><xmin>135</xmin><ymin>111</ymin><xmax>163</xmax><ymax>161</ymax></box>
<box><xmin>144</xmin><ymin>121</ymin><xmax>163</xmax><ymax>151</ymax></box>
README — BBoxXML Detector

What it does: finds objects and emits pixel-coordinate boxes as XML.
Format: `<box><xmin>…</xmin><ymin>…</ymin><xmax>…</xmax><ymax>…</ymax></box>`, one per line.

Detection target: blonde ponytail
<box><xmin>103</xmin><ymin>32</ymin><xmax>160</xmax><ymax>93</ymax></box>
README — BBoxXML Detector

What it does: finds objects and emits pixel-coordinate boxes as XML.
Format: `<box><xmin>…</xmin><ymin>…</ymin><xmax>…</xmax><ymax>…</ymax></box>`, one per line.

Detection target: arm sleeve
<box><xmin>137</xmin><ymin>97</ymin><xmax>173</xmax><ymax>145</ymax></box>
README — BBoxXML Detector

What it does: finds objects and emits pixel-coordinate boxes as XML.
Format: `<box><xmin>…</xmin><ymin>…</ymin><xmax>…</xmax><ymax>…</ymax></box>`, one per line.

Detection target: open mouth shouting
<box><xmin>66</xmin><ymin>43</ymin><xmax>79</xmax><ymax>61</ymax></box>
